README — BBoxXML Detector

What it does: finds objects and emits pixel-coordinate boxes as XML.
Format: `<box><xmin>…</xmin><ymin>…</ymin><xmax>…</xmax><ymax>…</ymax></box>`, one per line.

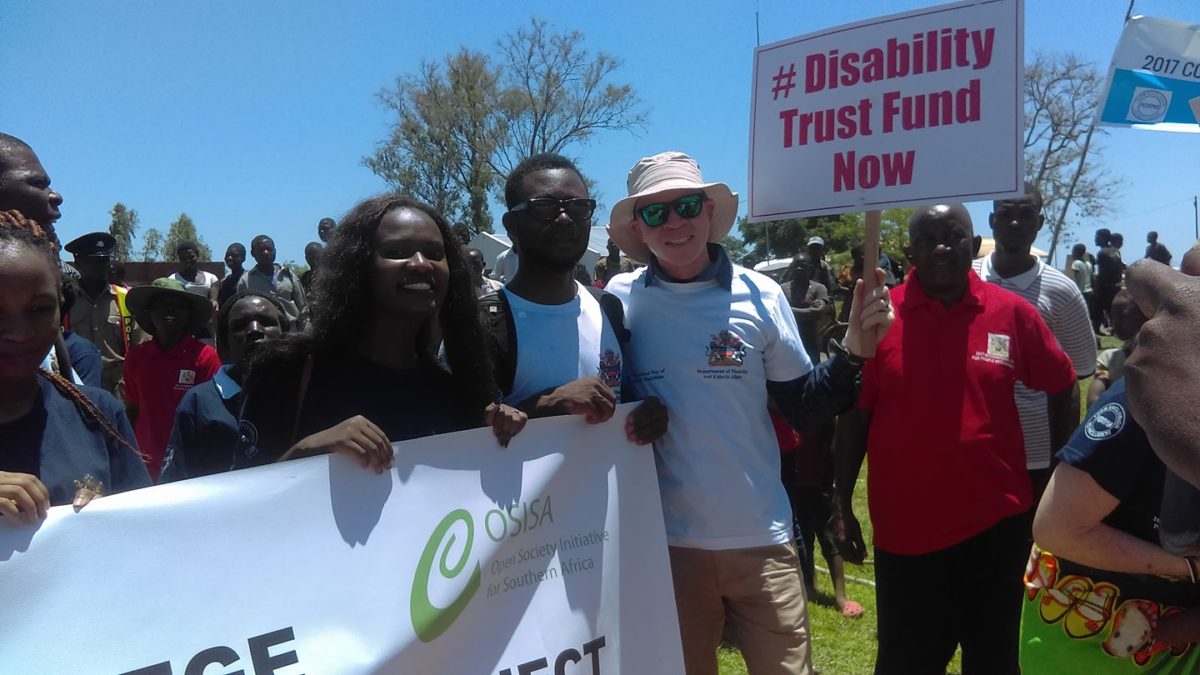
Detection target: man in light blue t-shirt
<box><xmin>481</xmin><ymin>152</ymin><xmax>666</xmax><ymax>445</ymax></box>
<box><xmin>605</xmin><ymin>151</ymin><xmax>894</xmax><ymax>675</ymax></box>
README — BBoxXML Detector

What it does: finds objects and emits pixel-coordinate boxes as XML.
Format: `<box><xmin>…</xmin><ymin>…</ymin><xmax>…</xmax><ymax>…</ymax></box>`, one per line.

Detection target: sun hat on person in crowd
<box><xmin>126</xmin><ymin>277</ymin><xmax>214</xmax><ymax>337</ymax></box>
<box><xmin>807</xmin><ymin>236</ymin><xmax>825</xmax><ymax>248</ymax></box>
<box><xmin>607</xmin><ymin>151</ymin><xmax>739</xmax><ymax>264</ymax></box>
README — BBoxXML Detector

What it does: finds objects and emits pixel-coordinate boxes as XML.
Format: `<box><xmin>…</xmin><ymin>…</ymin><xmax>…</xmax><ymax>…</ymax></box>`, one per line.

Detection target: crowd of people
<box><xmin>2</xmin><ymin>128</ymin><xmax>1197</xmax><ymax>675</ymax></box>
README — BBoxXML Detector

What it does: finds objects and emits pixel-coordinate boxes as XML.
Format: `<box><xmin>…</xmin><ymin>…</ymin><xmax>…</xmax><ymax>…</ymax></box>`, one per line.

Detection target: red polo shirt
<box><xmin>859</xmin><ymin>271</ymin><xmax>1074</xmax><ymax>555</ymax></box>
<box><xmin>124</xmin><ymin>335</ymin><xmax>220</xmax><ymax>480</ymax></box>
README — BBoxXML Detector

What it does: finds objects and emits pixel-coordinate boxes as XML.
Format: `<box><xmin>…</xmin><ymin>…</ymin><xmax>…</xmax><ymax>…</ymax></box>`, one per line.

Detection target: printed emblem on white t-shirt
<box><xmin>598</xmin><ymin>348</ymin><xmax>622</xmax><ymax>389</ymax></box>
<box><xmin>1084</xmin><ymin>402</ymin><xmax>1126</xmax><ymax>441</ymax></box>
<box><xmin>706</xmin><ymin>330</ymin><xmax>748</xmax><ymax>367</ymax></box>
<box><xmin>178</xmin><ymin>369</ymin><xmax>196</xmax><ymax>385</ymax></box>
<box><xmin>972</xmin><ymin>332</ymin><xmax>1014</xmax><ymax>368</ymax></box>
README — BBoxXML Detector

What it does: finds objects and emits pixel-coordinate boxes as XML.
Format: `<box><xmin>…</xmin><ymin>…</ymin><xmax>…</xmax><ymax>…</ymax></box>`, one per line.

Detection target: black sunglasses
<box><xmin>510</xmin><ymin>197</ymin><xmax>597</xmax><ymax>222</ymax></box>
<box><xmin>637</xmin><ymin>193</ymin><xmax>706</xmax><ymax>228</ymax></box>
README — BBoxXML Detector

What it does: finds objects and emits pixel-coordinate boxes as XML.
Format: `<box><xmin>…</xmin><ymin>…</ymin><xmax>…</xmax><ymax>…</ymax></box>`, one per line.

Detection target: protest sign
<box><xmin>0</xmin><ymin>405</ymin><xmax>684</xmax><ymax>675</ymax></box>
<box><xmin>1098</xmin><ymin>15</ymin><xmax>1200</xmax><ymax>132</ymax></box>
<box><xmin>748</xmin><ymin>0</ymin><xmax>1024</xmax><ymax>220</ymax></box>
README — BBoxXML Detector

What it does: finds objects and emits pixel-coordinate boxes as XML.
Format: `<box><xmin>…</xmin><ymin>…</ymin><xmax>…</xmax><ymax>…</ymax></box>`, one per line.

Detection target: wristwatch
<box><xmin>827</xmin><ymin>338</ymin><xmax>866</xmax><ymax>368</ymax></box>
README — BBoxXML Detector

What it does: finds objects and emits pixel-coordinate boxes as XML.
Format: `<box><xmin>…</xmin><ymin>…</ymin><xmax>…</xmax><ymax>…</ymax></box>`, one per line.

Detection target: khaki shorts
<box><xmin>668</xmin><ymin>543</ymin><xmax>812</xmax><ymax>675</ymax></box>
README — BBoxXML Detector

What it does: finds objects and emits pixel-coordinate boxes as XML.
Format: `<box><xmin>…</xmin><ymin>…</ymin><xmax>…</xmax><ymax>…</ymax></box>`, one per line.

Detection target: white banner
<box><xmin>0</xmin><ymin>405</ymin><xmax>684</xmax><ymax>675</ymax></box>
<box><xmin>1098</xmin><ymin>15</ymin><xmax>1200</xmax><ymax>133</ymax></box>
<box><xmin>748</xmin><ymin>0</ymin><xmax>1024</xmax><ymax>220</ymax></box>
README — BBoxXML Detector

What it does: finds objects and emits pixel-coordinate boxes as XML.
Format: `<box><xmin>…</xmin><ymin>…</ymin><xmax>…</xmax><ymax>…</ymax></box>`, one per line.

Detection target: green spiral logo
<box><xmin>410</xmin><ymin>509</ymin><xmax>481</xmax><ymax>642</ymax></box>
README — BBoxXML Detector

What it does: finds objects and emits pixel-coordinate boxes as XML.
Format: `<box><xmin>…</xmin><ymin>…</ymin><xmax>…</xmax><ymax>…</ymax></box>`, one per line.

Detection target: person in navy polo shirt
<box><xmin>605</xmin><ymin>151</ymin><xmax>894</xmax><ymax>675</ymax></box>
<box><xmin>159</xmin><ymin>291</ymin><xmax>289</xmax><ymax>482</ymax></box>
<box><xmin>835</xmin><ymin>203</ymin><xmax>1076</xmax><ymax>674</ymax></box>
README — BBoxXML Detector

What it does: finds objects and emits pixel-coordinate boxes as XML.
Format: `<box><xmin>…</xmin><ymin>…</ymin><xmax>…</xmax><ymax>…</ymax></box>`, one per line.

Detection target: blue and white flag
<box><xmin>1098</xmin><ymin>15</ymin><xmax>1200</xmax><ymax>133</ymax></box>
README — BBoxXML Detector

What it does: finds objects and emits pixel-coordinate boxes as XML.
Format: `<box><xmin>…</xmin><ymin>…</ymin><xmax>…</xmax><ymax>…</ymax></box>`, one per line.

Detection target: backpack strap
<box><xmin>584</xmin><ymin>286</ymin><xmax>630</xmax><ymax>344</ymax></box>
<box><xmin>478</xmin><ymin>289</ymin><xmax>518</xmax><ymax>396</ymax></box>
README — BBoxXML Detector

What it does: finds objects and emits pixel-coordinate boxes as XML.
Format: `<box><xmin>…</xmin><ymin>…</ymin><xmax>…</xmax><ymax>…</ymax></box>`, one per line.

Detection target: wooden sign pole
<box><xmin>859</xmin><ymin>210</ymin><xmax>883</xmax><ymax>358</ymax></box>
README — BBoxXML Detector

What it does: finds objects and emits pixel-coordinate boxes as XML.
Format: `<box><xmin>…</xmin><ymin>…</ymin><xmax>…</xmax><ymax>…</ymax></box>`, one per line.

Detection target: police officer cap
<box><xmin>64</xmin><ymin>232</ymin><xmax>117</xmax><ymax>257</ymax></box>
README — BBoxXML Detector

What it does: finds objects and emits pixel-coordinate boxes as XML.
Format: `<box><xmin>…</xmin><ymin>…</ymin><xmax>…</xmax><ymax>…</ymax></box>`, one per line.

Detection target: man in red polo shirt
<box><xmin>834</xmin><ymin>204</ymin><xmax>1075</xmax><ymax>674</ymax></box>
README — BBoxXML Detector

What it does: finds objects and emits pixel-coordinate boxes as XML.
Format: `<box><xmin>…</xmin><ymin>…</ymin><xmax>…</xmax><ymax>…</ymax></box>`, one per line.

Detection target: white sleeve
<box><xmin>1050</xmin><ymin>277</ymin><xmax>1098</xmax><ymax>377</ymax></box>
<box><xmin>762</xmin><ymin>281</ymin><xmax>813</xmax><ymax>382</ymax></box>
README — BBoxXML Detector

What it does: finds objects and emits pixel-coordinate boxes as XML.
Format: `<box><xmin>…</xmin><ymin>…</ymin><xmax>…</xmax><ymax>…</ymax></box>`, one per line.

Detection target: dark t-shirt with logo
<box><xmin>1055</xmin><ymin>379</ymin><xmax>1199</xmax><ymax>605</ymax></box>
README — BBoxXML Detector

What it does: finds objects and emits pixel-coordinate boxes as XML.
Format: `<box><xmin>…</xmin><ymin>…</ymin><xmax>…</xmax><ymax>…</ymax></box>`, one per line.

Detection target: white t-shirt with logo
<box><xmin>606</xmin><ymin>266</ymin><xmax>813</xmax><ymax>550</ymax></box>
<box><xmin>170</xmin><ymin>271</ymin><xmax>218</xmax><ymax>297</ymax></box>
<box><xmin>502</xmin><ymin>283</ymin><xmax>623</xmax><ymax>405</ymax></box>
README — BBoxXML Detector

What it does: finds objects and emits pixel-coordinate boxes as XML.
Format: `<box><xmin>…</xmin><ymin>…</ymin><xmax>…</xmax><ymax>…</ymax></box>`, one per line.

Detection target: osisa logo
<box><xmin>410</xmin><ymin>499</ymin><xmax>555</xmax><ymax>642</ymax></box>
<box><xmin>410</xmin><ymin>509</ymin><xmax>481</xmax><ymax>643</ymax></box>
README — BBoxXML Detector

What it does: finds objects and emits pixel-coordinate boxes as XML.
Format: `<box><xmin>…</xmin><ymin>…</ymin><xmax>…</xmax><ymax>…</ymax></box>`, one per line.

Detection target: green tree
<box><xmin>162</xmin><ymin>213</ymin><xmax>212</xmax><ymax>261</ymax></box>
<box><xmin>737</xmin><ymin>217</ymin><xmax>809</xmax><ymax>263</ymax></box>
<box><xmin>718</xmin><ymin>235</ymin><xmax>750</xmax><ymax>265</ymax></box>
<box><xmin>365</xmin><ymin>18</ymin><xmax>648</xmax><ymax>234</ymax></box>
<box><xmin>366</xmin><ymin>50</ymin><xmax>502</xmax><ymax>234</ymax></box>
<box><xmin>736</xmin><ymin>208</ymin><xmax>913</xmax><ymax>269</ymax></box>
<box><xmin>108</xmin><ymin>203</ymin><xmax>138</xmax><ymax>262</ymax></box>
<box><xmin>833</xmin><ymin>208</ymin><xmax>914</xmax><ymax>257</ymax></box>
<box><xmin>140</xmin><ymin>228</ymin><xmax>163</xmax><ymax>262</ymax></box>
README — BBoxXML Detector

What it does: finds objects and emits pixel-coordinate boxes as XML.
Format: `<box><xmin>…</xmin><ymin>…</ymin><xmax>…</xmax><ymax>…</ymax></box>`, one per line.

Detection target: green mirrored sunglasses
<box><xmin>637</xmin><ymin>192</ymin><xmax>706</xmax><ymax>228</ymax></box>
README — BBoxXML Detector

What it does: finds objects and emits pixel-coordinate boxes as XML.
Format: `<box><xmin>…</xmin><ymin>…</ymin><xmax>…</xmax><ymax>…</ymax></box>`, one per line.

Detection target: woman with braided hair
<box><xmin>0</xmin><ymin>210</ymin><xmax>151</xmax><ymax>524</ymax></box>
<box><xmin>237</xmin><ymin>195</ymin><xmax>526</xmax><ymax>471</ymax></box>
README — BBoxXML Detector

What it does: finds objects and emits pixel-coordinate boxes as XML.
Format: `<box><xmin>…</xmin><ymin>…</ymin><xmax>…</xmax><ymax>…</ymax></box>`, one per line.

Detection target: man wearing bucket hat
<box><xmin>123</xmin><ymin>278</ymin><xmax>221</xmax><ymax>479</ymax></box>
<box><xmin>605</xmin><ymin>151</ymin><xmax>894</xmax><ymax>674</ymax></box>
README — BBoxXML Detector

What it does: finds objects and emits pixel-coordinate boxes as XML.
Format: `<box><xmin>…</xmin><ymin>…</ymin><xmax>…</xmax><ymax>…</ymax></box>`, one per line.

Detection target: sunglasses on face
<box><xmin>637</xmin><ymin>193</ymin><xmax>706</xmax><ymax>228</ymax></box>
<box><xmin>510</xmin><ymin>197</ymin><xmax>597</xmax><ymax>223</ymax></box>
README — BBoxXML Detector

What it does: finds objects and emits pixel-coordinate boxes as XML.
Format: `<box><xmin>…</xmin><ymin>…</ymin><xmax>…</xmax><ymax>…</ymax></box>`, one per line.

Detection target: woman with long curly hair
<box><xmin>0</xmin><ymin>210</ymin><xmax>151</xmax><ymax>523</ymax></box>
<box><xmin>235</xmin><ymin>195</ymin><xmax>525</xmax><ymax>472</ymax></box>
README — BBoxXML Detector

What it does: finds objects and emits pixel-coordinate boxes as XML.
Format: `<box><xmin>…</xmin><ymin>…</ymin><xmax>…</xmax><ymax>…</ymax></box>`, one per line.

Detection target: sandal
<box><xmin>840</xmin><ymin>600</ymin><xmax>865</xmax><ymax>619</ymax></box>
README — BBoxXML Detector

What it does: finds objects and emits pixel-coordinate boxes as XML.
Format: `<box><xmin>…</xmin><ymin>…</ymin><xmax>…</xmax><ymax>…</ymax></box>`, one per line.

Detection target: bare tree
<box><xmin>365</xmin><ymin>19</ymin><xmax>648</xmax><ymax>233</ymax></box>
<box><xmin>1023</xmin><ymin>52</ymin><xmax>1120</xmax><ymax>261</ymax></box>
<box><xmin>491</xmin><ymin>19</ymin><xmax>649</xmax><ymax>175</ymax></box>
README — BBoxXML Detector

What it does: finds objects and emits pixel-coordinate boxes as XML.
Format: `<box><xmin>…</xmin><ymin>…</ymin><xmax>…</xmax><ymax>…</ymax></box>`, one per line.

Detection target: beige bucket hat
<box><xmin>606</xmin><ymin>151</ymin><xmax>739</xmax><ymax>263</ymax></box>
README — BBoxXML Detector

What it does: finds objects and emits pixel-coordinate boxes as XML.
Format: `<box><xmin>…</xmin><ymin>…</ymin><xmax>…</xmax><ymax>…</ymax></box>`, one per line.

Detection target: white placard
<box><xmin>0</xmin><ymin>405</ymin><xmax>683</xmax><ymax>675</ymax></box>
<box><xmin>1098</xmin><ymin>15</ymin><xmax>1200</xmax><ymax>133</ymax></box>
<box><xmin>748</xmin><ymin>0</ymin><xmax>1024</xmax><ymax>220</ymax></box>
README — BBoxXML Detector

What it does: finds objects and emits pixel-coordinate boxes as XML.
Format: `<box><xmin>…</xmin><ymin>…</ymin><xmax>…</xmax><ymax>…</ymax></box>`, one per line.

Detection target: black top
<box><xmin>1096</xmin><ymin>245</ymin><xmax>1125</xmax><ymax>286</ymax></box>
<box><xmin>236</xmin><ymin>350</ymin><xmax>466</xmax><ymax>468</ymax></box>
<box><xmin>216</xmin><ymin>269</ymin><xmax>243</xmax><ymax>308</ymax></box>
<box><xmin>1056</xmin><ymin>379</ymin><xmax>1199</xmax><ymax>605</ymax></box>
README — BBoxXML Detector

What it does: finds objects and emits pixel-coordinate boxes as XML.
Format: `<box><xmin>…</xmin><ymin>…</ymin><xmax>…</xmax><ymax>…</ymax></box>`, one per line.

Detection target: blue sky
<box><xmin>3</xmin><ymin>0</ymin><xmax>1197</xmax><ymax>268</ymax></box>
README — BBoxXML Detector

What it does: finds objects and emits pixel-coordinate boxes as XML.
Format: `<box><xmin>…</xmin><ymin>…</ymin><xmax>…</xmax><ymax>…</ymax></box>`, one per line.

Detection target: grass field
<box><xmin>716</xmin><ymin>335</ymin><xmax>1121</xmax><ymax>674</ymax></box>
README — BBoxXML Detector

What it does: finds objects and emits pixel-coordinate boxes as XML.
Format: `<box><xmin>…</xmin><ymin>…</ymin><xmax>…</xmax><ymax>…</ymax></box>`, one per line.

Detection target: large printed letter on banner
<box><xmin>1098</xmin><ymin>15</ymin><xmax>1200</xmax><ymax>133</ymax></box>
<box><xmin>0</xmin><ymin>405</ymin><xmax>685</xmax><ymax>674</ymax></box>
<box><xmin>748</xmin><ymin>0</ymin><xmax>1024</xmax><ymax>220</ymax></box>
